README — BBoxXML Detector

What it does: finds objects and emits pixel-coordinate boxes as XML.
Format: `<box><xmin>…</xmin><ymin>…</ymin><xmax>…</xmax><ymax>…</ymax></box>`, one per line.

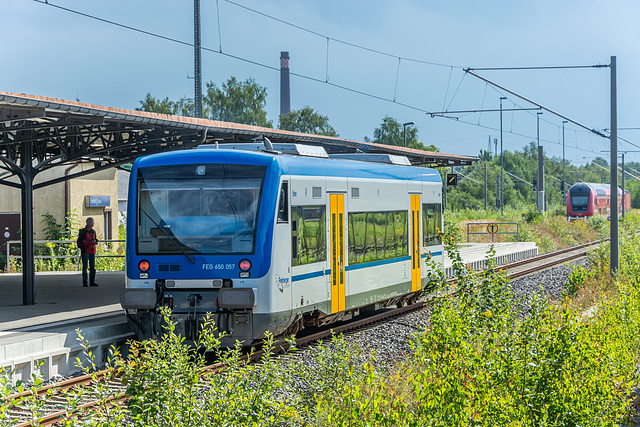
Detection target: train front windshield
<box><xmin>136</xmin><ymin>164</ymin><xmax>266</xmax><ymax>255</ymax></box>
<box><xmin>570</xmin><ymin>193</ymin><xmax>589</xmax><ymax>210</ymax></box>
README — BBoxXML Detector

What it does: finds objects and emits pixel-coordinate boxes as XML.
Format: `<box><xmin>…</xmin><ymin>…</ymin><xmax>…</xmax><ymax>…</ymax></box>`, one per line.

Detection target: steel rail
<box><xmin>4</xmin><ymin>368</ymin><xmax>111</xmax><ymax>403</ymax></box>
<box><xmin>495</xmin><ymin>238</ymin><xmax>604</xmax><ymax>272</ymax></box>
<box><xmin>506</xmin><ymin>248</ymin><xmax>590</xmax><ymax>280</ymax></box>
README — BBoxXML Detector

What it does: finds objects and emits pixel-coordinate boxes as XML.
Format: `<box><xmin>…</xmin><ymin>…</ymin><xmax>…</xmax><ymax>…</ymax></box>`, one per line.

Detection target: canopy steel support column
<box><xmin>19</xmin><ymin>138</ymin><xmax>36</xmax><ymax>305</ymax></box>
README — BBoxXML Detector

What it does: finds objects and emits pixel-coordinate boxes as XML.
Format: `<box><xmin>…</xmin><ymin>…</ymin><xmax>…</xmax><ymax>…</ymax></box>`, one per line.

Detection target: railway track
<box><xmin>3</xmin><ymin>239</ymin><xmax>601</xmax><ymax>426</ymax></box>
<box><xmin>499</xmin><ymin>238</ymin><xmax>602</xmax><ymax>279</ymax></box>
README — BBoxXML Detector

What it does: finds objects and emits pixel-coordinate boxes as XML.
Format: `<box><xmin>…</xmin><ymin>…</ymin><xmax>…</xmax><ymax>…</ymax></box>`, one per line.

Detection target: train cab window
<box><xmin>278</xmin><ymin>182</ymin><xmax>289</xmax><ymax>223</ymax></box>
<box><xmin>422</xmin><ymin>203</ymin><xmax>442</xmax><ymax>246</ymax></box>
<box><xmin>570</xmin><ymin>195</ymin><xmax>589</xmax><ymax>210</ymax></box>
<box><xmin>136</xmin><ymin>164</ymin><xmax>266</xmax><ymax>255</ymax></box>
<box><xmin>291</xmin><ymin>206</ymin><xmax>326</xmax><ymax>266</ymax></box>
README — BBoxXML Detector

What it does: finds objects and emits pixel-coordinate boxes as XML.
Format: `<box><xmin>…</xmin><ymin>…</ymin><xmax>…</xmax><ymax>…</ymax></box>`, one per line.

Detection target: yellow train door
<box><xmin>330</xmin><ymin>193</ymin><xmax>346</xmax><ymax>313</ymax></box>
<box><xmin>411</xmin><ymin>195</ymin><xmax>421</xmax><ymax>292</ymax></box>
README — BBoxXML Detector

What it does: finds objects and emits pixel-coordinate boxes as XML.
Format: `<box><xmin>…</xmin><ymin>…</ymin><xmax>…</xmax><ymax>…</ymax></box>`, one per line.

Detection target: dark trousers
<box><xmin>82</xmin><ymin>253</ymin><xmax>96</xmax><ymax>285</ymax></box>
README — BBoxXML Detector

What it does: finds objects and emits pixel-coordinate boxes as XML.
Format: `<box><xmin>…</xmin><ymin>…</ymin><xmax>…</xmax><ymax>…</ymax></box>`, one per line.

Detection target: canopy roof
<box><xmin>0</xmin><ymin>91</ymin><xmax>477</xmax><ymax>189</ymax></box>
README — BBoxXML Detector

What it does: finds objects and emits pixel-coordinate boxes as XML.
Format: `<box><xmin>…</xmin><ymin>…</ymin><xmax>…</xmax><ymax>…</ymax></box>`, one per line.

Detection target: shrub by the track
<box><xmin>4</xmin><ymin>236</ymin><xmax>640</xmax><ymax>426</ymax></box>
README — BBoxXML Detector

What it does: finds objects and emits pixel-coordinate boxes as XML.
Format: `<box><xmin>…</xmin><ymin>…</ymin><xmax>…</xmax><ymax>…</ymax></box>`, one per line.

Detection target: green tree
<box><xmin>137</xmin><ymin>94</ymin><xmax>194</xmax><ymax>116</ymax></box>
<box><xmin>278</xmin><ymin>106</ymin><xmax>338</xmax><ymax>136</ymax></box>
<box><xmin>137</xmin><ymin>77</ymin><xmax>271</xmax><ymax>127</ymax></box>
<box><xmin>372</xmin><ymin>116</ymin><xmax>438</xmax><ymax>152</ymax></box>
<box><xmin>137</xmin><ymin>94</ymin><xmax>178</xmax><ymax>115</ymax></box>
<box><xmin>173</xmin><ymin>97</ymin><xmax>195</xmax><ymax>117</ymax></box>
<box><xmin>204</xmin><ymin>77</ymin><xmax>272</xmax><ymax>127</ymax></box>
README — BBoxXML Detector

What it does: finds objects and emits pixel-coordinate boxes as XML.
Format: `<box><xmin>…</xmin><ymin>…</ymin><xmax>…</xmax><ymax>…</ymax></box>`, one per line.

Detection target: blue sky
<box><xmin>2</xmin><ymin>0</ymin><xmax>640</xmax><ymax>166</ymax></box>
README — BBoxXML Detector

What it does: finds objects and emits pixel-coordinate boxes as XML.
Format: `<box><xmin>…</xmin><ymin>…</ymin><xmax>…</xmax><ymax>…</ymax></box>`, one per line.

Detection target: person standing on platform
<box><xmin>77</xmin><ymin>217</ymin><xmax>99</xmax><ymax>287</ymax></box>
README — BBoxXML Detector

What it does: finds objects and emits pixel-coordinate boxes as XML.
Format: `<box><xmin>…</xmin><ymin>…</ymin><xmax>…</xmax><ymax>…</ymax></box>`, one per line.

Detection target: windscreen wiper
<box><xmin>141</xmin><ymin>209</ymin><xmax>195</xmax><ymax>264</ymax></box>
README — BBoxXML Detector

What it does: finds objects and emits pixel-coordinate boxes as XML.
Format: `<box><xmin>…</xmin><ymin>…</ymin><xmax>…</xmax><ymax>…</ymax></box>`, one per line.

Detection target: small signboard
<box><xmin>487</xmin><ymin>222</ymin><xmax>499</xmax><ymax>234</ymax></box>
<box><xmin>446</xmin><ymin>173</ymin><xmax>458</xmax><ymax>186</ymax></box>
<box><xmin>85</xmin><ymin>195</ymin><xmax>110</xmax><ymax>208</ymax></box>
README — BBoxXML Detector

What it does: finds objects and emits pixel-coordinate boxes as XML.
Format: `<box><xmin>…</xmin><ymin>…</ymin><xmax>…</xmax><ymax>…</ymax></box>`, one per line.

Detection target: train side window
<box><xmin>348</xmin><ymin>210</ymin><xmax>408</xmax><ymax>265</ymax></box>
<box><xmin>422</xmin><ymin>203</ymin><xmax>442</xmax><ymax>246</ymax></box>
<box><xmin>278</xmin><ymin>182</ymin><xmax>289</xmax><ymax>223</ymax></box>
<box><xmin>291</xmin><ymin>205</ymin><xmax>326</xmax><ymax>266</ymax></box>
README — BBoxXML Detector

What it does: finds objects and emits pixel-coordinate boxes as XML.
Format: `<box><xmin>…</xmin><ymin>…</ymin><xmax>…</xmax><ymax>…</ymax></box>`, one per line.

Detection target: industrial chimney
<box><xmin>280</xmin><ymin>51</ymin><xmax>290</xmax><ymax>117</ymax></box>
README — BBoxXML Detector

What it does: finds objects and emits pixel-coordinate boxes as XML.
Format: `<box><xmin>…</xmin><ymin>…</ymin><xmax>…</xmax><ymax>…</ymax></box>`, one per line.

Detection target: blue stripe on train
<box><xmin>292</xmin><ymin>251</ymin><xmax>444</xmax><ymax>283</ymax></box>
<box><xmin>422</xmin><ymin>251</ymin><xmax>443</xmax><ymax>258</ymax></box>
<box><xmin>292</xmin><ymin>269</ymin><xmax>331</xmax><ymax>282</ymax></box>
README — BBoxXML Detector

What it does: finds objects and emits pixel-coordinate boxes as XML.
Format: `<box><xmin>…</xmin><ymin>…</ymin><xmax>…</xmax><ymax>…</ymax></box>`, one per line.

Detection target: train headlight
<box><xmin>239</xmin><ymin>259</ymin><xmax>251</xmax><ymax>278</ymax></box>
<box><xmin>138</xmin><ymin>260</ymin><xmax>150</xmax><ymax>278</ymax></box>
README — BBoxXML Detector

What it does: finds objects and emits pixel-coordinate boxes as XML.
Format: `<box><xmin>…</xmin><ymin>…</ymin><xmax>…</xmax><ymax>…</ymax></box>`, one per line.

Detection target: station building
<box><xmin>0</xmin><ymin>167</ymin><xmax>119</xmax><ymax>248</ymax></box>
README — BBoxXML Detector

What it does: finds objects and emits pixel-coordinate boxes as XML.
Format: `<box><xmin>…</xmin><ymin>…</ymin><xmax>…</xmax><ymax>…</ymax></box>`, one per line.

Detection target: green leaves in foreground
<box><xmin>3</xmin><ymin>236</ymin><xmax>640</xmax><ymax>426</ymax></box>
<box><xmin>319</xmin><ymin>235</ymin><xmax>640</xmax><ymax>426</ymax></box>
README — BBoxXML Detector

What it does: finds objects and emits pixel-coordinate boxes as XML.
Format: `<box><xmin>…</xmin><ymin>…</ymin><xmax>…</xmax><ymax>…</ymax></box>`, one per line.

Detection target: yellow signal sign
<box><xmin>446</xmin><ymin>173</ymin><xmax>457</xmax><ymax>186</ymax></box>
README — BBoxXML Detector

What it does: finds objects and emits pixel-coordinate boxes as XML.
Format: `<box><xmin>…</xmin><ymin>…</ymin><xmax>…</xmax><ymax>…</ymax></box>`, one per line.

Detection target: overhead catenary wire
<box><xmin>222</xmin><ymin>0</ymin><xmax>464</xmax><ymax>68</ymax></box>
<box><xmin>467</xmin><ymin>65</ymin><xmax>609</xmax><ymax>71</ymax></box>
<box><xmin>31</xmin><ymin>0</ymin><xmax>639</xmax><ymax>161</ymax></box>
<box><xmin>216</xmin><ymin>0</ymin><xmax>223</xmax><ymax>52</ymax></box>
<box><xmin>478</xmin><ymin>83</ymin><xmax>488</xmax><ymax>125</ymax></box>
<box><xmin>482</xmin><ymin>82</ymin><xmax>637</xmax><ymax>153</ymax></box>
<box><xmin>464</xmin><ymin>68</ymin><xmax>640</xmax><ymax>152</ymax></box>
<box><xmin>443</xmin><ymin>66</ymin><xmax>454</xmax><ymax>111</ymax></box>
<box><xmin>325</xmin><ymin>38</ymin><xmax>330</xmax><ymax>83</ymax></box>
<box><xmin>452</xmin><ymin>170</ymin><xmax>482</xmax><ymax>185</ymax></box>
<box><xmin>503</xmin><ymin>170</ymin><xmax>532</xmax><ymax>186</ymax></box>
<box><xmin>436</xmin><ymin>116</ymin><xmax>604</xmax><ymax>156</ymax></box>
<box><xmin>445</xmin><ymin>73</ymin><xmax>467</xmax><ymax>111</ymax></box>
<box><xmin>625</xmin><ymin>165</ymin><xmax>640</xmax><ymax>179</ymax></box>
<box><xmin>433</xmin><ymin>79</ymin><xmax>634</xmax><ymax>157</ymax></box>
<box><xmin>393</xmin><ymin>57</ymin><xmax>401</xmax><ymax>102</ymax></box>
<box><xmin>582</xmin><ymin>159</ymin><xmax>640</xmax><ymax>181</ymax></box>
<box><xmin>32</xmin><ymin>0</ymin><xmax>437</xmax><ymax>114</ymax></box>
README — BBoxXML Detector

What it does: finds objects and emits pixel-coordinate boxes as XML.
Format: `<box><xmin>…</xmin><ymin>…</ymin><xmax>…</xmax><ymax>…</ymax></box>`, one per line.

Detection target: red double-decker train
<box><xmin>566</xmin><ymin>182</ymin><xmax>631</xmax><ymax>218</ymax></box>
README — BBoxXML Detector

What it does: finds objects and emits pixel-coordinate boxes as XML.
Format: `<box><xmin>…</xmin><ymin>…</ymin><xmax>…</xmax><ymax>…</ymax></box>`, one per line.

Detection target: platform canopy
<box><xmin>0</xmin><ymin>91</ymin><xmax>478</xmax><ymax>305</ymax></box>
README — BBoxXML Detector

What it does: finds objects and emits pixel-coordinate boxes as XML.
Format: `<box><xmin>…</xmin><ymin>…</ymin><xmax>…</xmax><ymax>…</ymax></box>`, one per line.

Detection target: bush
<box><xmin>523</xmin><ymin>207</ymin><xmax>543</xmax><ymax>223</ymax></box>
<box><xmin>443</xmin><ymin>214</ymin><xmax>464</xmax><ymax>244</ymax></box>
<box><xmin>565</xmin><ymin>265</ymin><xmax>590</xmax><ymax>295</ymax></box>
<box><xmin>588</xmin><ymin>215</ymin><xmax>609</xmax><ymax>236</ymax></box>
<box><xmin>5</xmin><ymin>233</ymin><xmax>640</xmax><ymax>426</ymax></box>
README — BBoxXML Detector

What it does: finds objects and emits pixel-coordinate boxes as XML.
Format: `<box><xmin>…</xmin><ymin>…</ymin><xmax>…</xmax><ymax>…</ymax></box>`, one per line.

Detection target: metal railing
<box><xmin>466</xmin><ymin>222</ymin><xmax>519</xmax><ymax>243</ymax></box>
<box><xmin>4</xmin><ymin>239</ymin><xmax>125</xmax><ymax>273</ymax></box>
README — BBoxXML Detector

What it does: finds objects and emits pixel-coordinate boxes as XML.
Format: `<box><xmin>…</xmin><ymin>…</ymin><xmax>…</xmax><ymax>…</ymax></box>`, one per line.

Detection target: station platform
<box><xmin>1</xmin><ymin>241</ymin><xmax>538</xmax><ymax>382</ymax></box>
<box><xmin>0</xmin><ymin>271</ymin><xmax>132</xmax><ymax>382</ymax></box>
<box><xmin>443</xmin><ymin>242</ymin><xmax>538</xmax><ymax>277</ymax></box>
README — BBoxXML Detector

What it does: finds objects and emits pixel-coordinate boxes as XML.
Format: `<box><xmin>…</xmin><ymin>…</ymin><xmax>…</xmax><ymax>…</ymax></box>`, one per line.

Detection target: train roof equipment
<box><xmin>197</xmin><ymin>141</ymin><xmax>330</xmax><ymax>159</ymax></box>
<box><xmin>197</xmin><ymin>140</ymin><xmax>413</xmax><ymax>166</ymax></box>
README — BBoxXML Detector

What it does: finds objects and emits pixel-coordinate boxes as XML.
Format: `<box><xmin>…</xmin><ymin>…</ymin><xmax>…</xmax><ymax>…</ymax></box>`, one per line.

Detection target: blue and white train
<box><xmin>120</xmin><ymin>141</ymin><xmax>444</xmax><ymax>345</ymax></box>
